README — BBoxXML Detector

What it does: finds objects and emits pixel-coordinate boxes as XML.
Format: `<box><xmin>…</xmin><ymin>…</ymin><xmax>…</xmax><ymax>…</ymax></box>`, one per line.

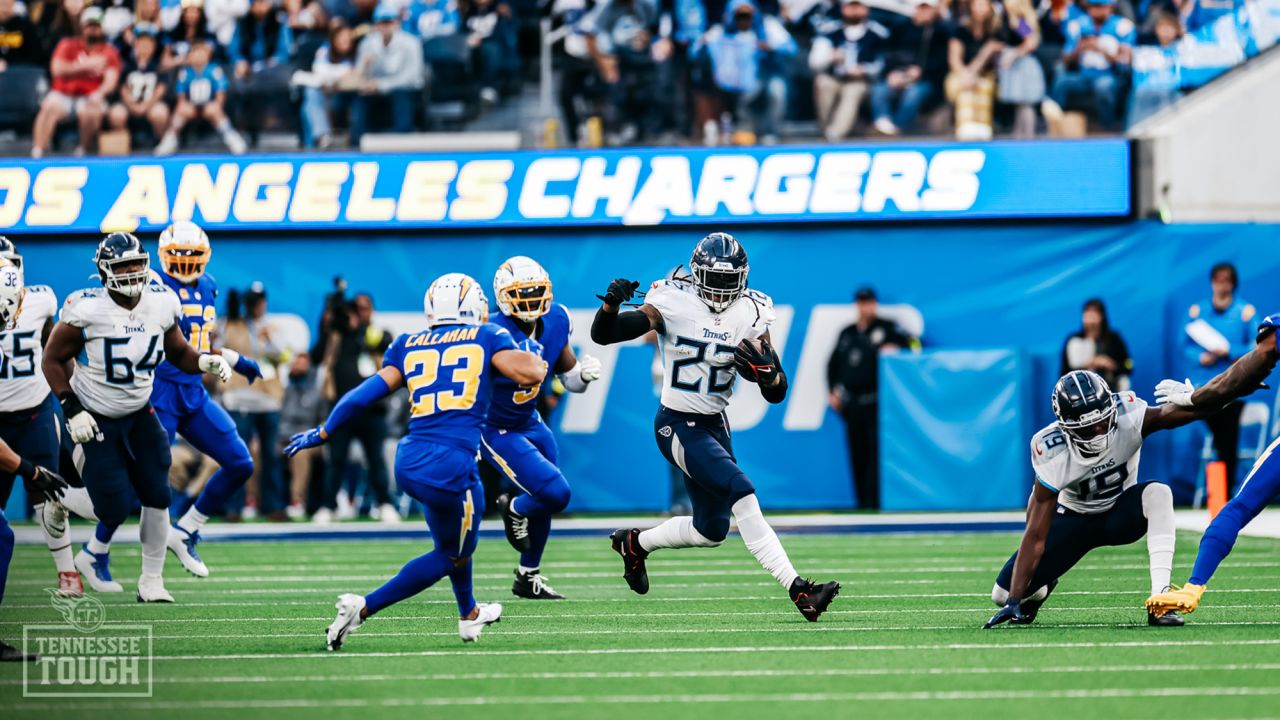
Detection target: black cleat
<box><xmin>1018</xmin><ymin>579</ymin><xmax>1058</xmax><ymax>624</ymax></box>
<box><xmin>512</xmin><ymin>569</ymin><xmax>565</xmax><ymax>600</ymax></box>
<box><xmin>610</xmin><ymin>528</ymin><xmax>649</xmax><ymax>595</ymax></box>
<box><xmin>790</xmin><ymin>578</ymin><xmax>840</xmax><ymax>622</ymax></box>
<box><xmin>497</xmin><ymin>494</ymin><xmax>531</xmax><ymax>553</ymax></box>
<box><xmin>0</xmin><ymin>640</ymin><xmax>37</xmax><ymax>662</ymax></box>
<box><xmin>1149</xmin><ymin>610</ymin><xmax>1185</xmax><ymax>627</ymax></box>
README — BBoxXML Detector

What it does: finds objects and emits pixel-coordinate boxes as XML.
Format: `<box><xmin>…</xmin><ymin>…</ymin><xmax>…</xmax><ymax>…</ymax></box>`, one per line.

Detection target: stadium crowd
<box><xmin>0</xmin><ymin>0</ymin><xmax>1259</xmax><ymax>153</ymax></box>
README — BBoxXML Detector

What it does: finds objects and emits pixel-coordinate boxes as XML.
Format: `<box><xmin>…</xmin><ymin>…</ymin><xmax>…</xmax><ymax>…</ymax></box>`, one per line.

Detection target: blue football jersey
<box><xmin>176</xmin><ymin>63</ymin><xmax>228</xmax><ymax>104</ymax></box>
<box><xmin>384</xmin><ymin>322</ymin><xmax>519</xmax><ymax>451</ymax></box>
<box><xmin>154</xmin><ymin>270</ymin><xmax>218</xmax><ymax>387</ymax></box>
<box><xmin>486</xmin><ymin>304</ymin><xmax>572</xmax><ymax>429</ymax></box>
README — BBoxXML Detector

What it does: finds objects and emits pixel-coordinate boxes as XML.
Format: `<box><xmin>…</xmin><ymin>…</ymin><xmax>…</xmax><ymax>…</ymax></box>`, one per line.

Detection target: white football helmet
<box><xmin>158</xmin><ymin>221</ymin><xmax>211</xmax><ymax>283</ymax></box>
<box><xmin>424</xmin><ymin>273</ymin><xmax>489</xmax><ymax>328</ymax></box>
<box><xmin>493</xmin><ymin>256</ymin><xmax>553</xmax><ymax>322</ymax></box>
<box><xmin>0</xmin><ymin>236</ymin><xmax>23</xmax><ymax>285</ymax></box>
<box><xmin>0</xmin><ymin>259</ymin><xmax>23</xmax><ymax>331</ymax></box>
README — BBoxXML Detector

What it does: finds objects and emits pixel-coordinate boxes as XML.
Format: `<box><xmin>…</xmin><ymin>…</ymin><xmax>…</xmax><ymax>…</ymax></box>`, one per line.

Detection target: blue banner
<box><xmin>0</xmin><ymin>140</ymin><xmax>1130</xmax><ymax>235</ymax></box>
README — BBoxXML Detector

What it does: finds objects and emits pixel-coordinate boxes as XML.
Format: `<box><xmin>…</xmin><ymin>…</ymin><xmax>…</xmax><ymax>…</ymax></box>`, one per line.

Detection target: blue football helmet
<box><xmin>96</xmin><ymin>232</ymin><xmax>150</xmax><ymax>297</ymax></box>
<box><xmin>1051</xmin><ymin>370</ymin><xmax>1117</xmax><ymax>462</ymax></box>
<box><xmin>690</xmin><ymin>232</ymin><xmax>748</xmax><ymax>313</ymax></box>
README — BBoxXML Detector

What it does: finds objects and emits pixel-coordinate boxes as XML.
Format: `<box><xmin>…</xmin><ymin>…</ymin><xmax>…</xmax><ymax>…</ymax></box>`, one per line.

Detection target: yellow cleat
<box><xmin>1146</xmin><ymin>583</ymin><xmax>1206</xmax><ymax>617</ymax></box>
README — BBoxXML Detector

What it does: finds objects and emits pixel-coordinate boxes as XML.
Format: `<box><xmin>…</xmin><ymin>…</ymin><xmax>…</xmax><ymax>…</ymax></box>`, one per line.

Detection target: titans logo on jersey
<box><xmin>1032</xmin><ymin>391</ymin><xmax>1146</xmax><ymax>514</ymax></box>
<box><xmin>152</xmin><ymin>270</ymin><xmax>218</xmax><ymax>387</ymax></box>
<box><xmin>0</xmin><ymin>285</ymin><xmax>57</xmax><ymax>412</ymax></box>
<box><xmin>487</xmin><ymin>303</ymin><xmax>572</xmax><ymax>429</ymax></box>
<box><xmin>383</xmin><ymin>322</ymin><xmax>519</xmax><ymax>452</ymax></box>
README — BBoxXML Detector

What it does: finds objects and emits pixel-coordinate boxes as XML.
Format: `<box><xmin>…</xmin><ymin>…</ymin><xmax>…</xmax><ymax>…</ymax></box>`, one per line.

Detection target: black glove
<box><xmin>597</xmin><ymin>278</ymin><xmax>639</xmax><ymax>307</ymax></box>
<box><xmin>983</xmin><ymin>599</ymin><xmax>1031</xmax><ymax>629</ymax></box>
<box><xmin>734</xmin><ymin>339</ymin><xmax>779</xmax><ymax>385</ymax></box>
<box><xmin>19</xmin><ymin>460</ymin><xmax>67</xmax><ymax>504</ymax></box>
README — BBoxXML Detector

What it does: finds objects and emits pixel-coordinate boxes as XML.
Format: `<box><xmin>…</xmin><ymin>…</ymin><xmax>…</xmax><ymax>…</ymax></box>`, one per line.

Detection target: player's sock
<box><xmin>36</xmin><ymin>506</ymin><xmax>75</xmax><ymax>573</ymax></box>
<box><xmin>518</xmin><ymin>564</ymin><xmax>539</xmax><ymax>574</ymax></box>
<box><xmin>364</xmin><ymin>550</ymin><xmax>453</xmax><ymax>616</ymax></box>
<box><xmin>1141</xmin><ymin>483</ymin><xmax>1176</xmax><ymax>594</ymax></box>
<box><xmin>177</xmin><ymin>506</ymin><xmax>210</xmax><ymax>535</ymax></box>
<box><xmin>519</xmin><ymin>514</ymin><xmax>552</xmax><ymax>569</ymax></box>
<box><xmin>638</xmin><ymin>516</ymin><xmax>721</xmax><ymax>552</ymax></box>
<box><xmin>87</xmin><ymin>523</ymin><xmax>116</xmax><ymax>555</ymax></box>
<box><xmin>448</xmin><ymin>561</ymin><xmax>476</xmax><ymax>618</ymax></box>
<box><xmin>1189</xmin><ymin>505</ymin><xmax>1247</xmax><ymax>586</ymax></box>
<box><xmin>59</xmin><ymin>487</ymin><xmax>97</xmax><ymax>521</ymax></box>
<box><xmin>139</xmin><ymin>507</ymin><xmax>168</xmax><ymax>576</ymax></box>
<box><xmin>169</xmin><ymin>493</ymin><xmax>194</xmax><ymax>520</ymax></box>
<box><xmin>731</xmin><ymin>494</ymin><xmax>799</xmax><ymax>590</ymax></box>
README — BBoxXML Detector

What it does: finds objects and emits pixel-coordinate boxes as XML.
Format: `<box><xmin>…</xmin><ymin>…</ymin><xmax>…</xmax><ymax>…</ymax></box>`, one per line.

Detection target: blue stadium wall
<box><xmin>12</xmin><ymin>220</ymin><xmax>1280</xmax><ymax>513</ymax></box>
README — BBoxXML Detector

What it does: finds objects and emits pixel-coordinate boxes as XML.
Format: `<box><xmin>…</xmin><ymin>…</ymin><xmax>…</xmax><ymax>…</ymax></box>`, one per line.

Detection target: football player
<box><xmin>1147</xmin><ymin>316</ymin><xmax>1280</xmax><ymax>618</ymax></box>
<box><xmin>285</xmin><ymin>273</ymin><xmax>546</xmax><ymax>647</ymax></box>
<box><xmin>483</xmin><ymin>256</ymin><xmax>602</xmax><ymax>600</ymax></box>
<box><xmin>986</xmin><ymin>358</ymin><xmax>1278</xmax><ymax>629</ymax></box>
<box><xmin>590</xmin><ymin>232</ymin><xmax>841</xmax><ymax>622</ymax></box>
<box><xmin>0</xmin><ymin>239</ymin><xmax>98</xmax><ymax>598</ymax></box>
<box><xmin>41</xmin><ymin>233</ymin><xmax>234</xmax><ymax>603</ymax></box>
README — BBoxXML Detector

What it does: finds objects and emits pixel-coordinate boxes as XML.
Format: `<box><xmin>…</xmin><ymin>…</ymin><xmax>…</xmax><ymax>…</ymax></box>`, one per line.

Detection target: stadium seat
<box><xmin>0</xmin><ymin>66</ymin><xmax>48</xmax><ymax>132</ymax></box>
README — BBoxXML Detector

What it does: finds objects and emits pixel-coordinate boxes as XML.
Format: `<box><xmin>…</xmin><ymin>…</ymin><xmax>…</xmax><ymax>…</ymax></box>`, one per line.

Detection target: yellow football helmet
<box><xmin>158</xmin><ymin>221</ymin><xmax>211</xmax><ymax>283</ymax></box>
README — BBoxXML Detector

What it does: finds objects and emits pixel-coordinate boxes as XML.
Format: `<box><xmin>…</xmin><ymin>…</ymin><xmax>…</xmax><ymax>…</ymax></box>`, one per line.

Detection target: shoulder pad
<box><xmin>147</xmin><ymin>283</ymin><xmax>174</xmax><ymax>294</ymax></box>
<box><xmin>65</xmin><ymin>288</ymin><xmax>103</xmax><ymax>305</ymax></box>
<box><xmin>1030</xmin><ymin>425</ymin><xmax>1068</xmax><ymax>462</ymax></box>
<box><xmin>1113</xmin><ymin>391</ymin><xmax>1141</xmax><ymax>415</ymax></box>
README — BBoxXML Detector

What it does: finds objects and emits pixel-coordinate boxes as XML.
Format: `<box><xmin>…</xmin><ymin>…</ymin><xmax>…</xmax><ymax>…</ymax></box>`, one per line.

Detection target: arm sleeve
<box><xmin>322</xmin><ymin>373</ymin><xmax>393</xmax><ymax>435</ymax></box>
<box><xmin>590</xmin><ymin>308</ymin><xmax>652</xmax><ymax>345</ymax></box>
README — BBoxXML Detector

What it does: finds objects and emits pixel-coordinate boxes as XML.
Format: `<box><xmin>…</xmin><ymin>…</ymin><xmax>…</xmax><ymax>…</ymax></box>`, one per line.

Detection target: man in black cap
<box><xmin>826</xmin><ymin>286</ymin><xmax>914</xmax><ymax>510</ymax></box>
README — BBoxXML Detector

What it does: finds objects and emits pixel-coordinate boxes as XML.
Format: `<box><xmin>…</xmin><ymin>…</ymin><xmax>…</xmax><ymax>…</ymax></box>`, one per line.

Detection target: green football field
<box><xmin>2</xmin><ymin>528</ymin><xmax>1279</xmax><ymax>719</ymax></box>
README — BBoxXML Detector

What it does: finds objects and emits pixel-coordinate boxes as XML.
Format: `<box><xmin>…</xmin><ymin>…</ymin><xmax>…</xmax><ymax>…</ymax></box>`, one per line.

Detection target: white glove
<box><xmin>199</xmin><ymin>353</ymin><xmax>233</xmax><ymax>383</ymax></box>
<box><xmin>1154</xmin><ymin>378</ymin><xmax>1196</xmax><ymax>408</ymax></box>
<box><xmin>67</xmin><ymin>411</ymin><xmax>100</xmax><ymax>444</ymax></box>
<box><xmin>578</xmin><ymin>354</ymin><xmax>602</xmax><ymax>383</ymax></box>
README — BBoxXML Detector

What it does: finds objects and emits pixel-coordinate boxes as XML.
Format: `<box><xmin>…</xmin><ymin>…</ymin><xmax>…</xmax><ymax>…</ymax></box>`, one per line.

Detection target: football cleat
<box><xmin>458</xmin><ymin>602</ymin><xmax>503</xmax><ymax>643</ymax></box>
<box><xmin>40</xmin><ymin>499</ymin><xmax>68</xmax><ymax>541</ymax></box>
<box><xmin>512</xmin><ymin>569</ymin><xmax>565</xmax><ymax>600</ymax></box>
<box><xmin>136</xmin><ymin>574</ymin><xmax>174</xmax><ymax>603</ymax></box>
<box><xmin>497</xmin><ymin>494</ymin><xmax>531</xmax><ymax>553</ymax></box>
<box><xmin>1018</xmin><ymin>579</ymin><xmax>1059</xmax><ymax>624</ymax></box>
<box><xmin>326</xmin><ymin>594</ymin><xmax>366</xmax><ymax>651</ymax></box>
<box><xmin>610</xmin><ymin>528</ymin><xmax>649</xmax><ymax>595</ymax></box>
<box><xmin>74</xmin><ymin>547</ymin><xmax>123</xmax><ymax>593</ymax></box>
<box><xmin>57</xmin><ymin>571</ymin><xmax>83</xmax><ymax>598</ymax></box>
<box><xmin>1149</xmin><ymin>610</ymin><xmax>1185</xmax><ymax>627</ymax></box>
<box><xmin>1146</xmin><ymin>583</ymin><xmax>1205</xmax><ymax>617</ymax></box>
<box><xmin>0</xmin><ymin>640</ymin><xmax>37</xmax><ymax>662</ymax></box>
<box><xmin>167</xmin><ymin>526</ymin><xmax>209</xmax><ymax>578</ymax></box>
<box><xmin>789</xmin><ymin>577</ymin><xmax>841</xmax><ymax>622</ymax></box>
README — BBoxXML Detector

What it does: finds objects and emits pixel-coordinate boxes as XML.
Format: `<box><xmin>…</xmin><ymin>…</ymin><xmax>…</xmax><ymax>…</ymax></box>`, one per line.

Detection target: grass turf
<box><xmin>1</xmin><ymin>529</ymin><xmax>1278</xmax><ymax>719</ymax></box>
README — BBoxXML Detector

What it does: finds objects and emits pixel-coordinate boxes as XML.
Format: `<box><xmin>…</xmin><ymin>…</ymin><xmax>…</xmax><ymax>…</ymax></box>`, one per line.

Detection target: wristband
<box><xmin>221</xmin><ymin>348</ymin><xmax>241</xmax><ymax>367</ymax></box>
<box><xmin>59</xmin><ymin>392</ymin><xmax>85</xmax><ymax>419</ymax></box>
<box><xmin>15</xmin><ymin>458</ymin><xmax>36</xmax><ymax>482</ymax></box>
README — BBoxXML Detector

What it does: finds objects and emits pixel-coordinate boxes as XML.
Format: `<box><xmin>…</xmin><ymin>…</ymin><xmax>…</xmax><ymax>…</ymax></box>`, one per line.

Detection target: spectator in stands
<box><xmin>869</xmin><ymin>0</ymin><xmax>948</xmax><ymax>136</ymax></box>
<box><xmin>701</xmin><ymin>0</ymin><xmax>796</xmax><ymax>144</ymax></box>
<box><xmin>586</xmin><ymin>0</ymin><xmax>663</xmax><ymax>143</ymax></box>
<box><xmin>156</xmin><ymin>35</ymin><xmax>249</xmax><ymax>153</ymax></box>
<box><xmin>1035</xmin><ymin>0</ymin><xmax>1078</xmax><ymax>86</ymax></box>
<box><xmin>324</xmin><ymin>0</ymin><xmax>376</xmax><ymax>26</ymax></box>
<box><xmin>280</xmin><ymin>351</ymin><xmax>324</xmax><ymax>519</ymax></box>
<box><xmin>1041</xmin><ymin>0</ymin><xmax>1134</xmax><ymax>133</ymax></box>
<box><xmin>205</xmin><ymin>0</ymin><xmax>252</xmax><ymax>48</ymax></box>
<box><xmin>108</xmin><ymin>23</ymin><xmax>171</xmax><ymax>146</ymax></box>
<box><xmin>164</xmin><ymin>0</ymin><xmax>224</xmax><ymax>70</ymax></box>
<box><xmin>31</xmin><ymin>6</ymin><xmax>120</xmax><ymax>158</ymax></box>
<box><xmin>299</xmin><ymin>21</ymin><xmax>357</xmax><ymax>147</ymax></box>
<box><xmin>350</xmin><ymin>4</ymin><xmax>424</xmax><ymax>145</ymax></box>
<box><xmin>1126</xmin><ymin>10</ymin><xmax>1181</xmax><ymax>126</ymax></box>
<box><xmin>827</xmin><ymin>286</ymin><xmax>914</xmax><ymax>511</ymax></box>
<box><xmin>46</xmin><ymin>0</ymin><xmax>86</xmax><ymax>57</ymax></box>
<box><xmin>996</xmin><ymin>0</ymin><xmax>1044</xmax><ymax>137</ymax></box>
<box><xmin>464</xmin><ymin>0</ymin><xmax>518</xmax><ymax>103</ymax></box>
<box><xmin>552</xmin><ymin>0</ymin><xmax>601</xmax><ymax>145</ymax></box>
<box><xmin>945</xmin><ymin>0</ymin><xmax>1003</xmax><ymax>139</ymax></box>
<box><xmin>1185</xmin><ymin>262</ymin><xmax>1259</xmax><ymax>493</ymax></box>
<box><xmin>101</xmin><ymin>0</ymin><xmax>135</xmax><ymax>39</ymax></box>
<box><xmin>0</xmin><ymin>0</ymin><xmax>44</xmax><ymax>69</ymax></box>
<box><xmin>1060</xmin><ymin>298</ymin><xmax>1132</xmax><ymax>391</ymax></box>
<box><xmin>808</xmin><ymin>0</ymin><xmax>885</xmax><ymax>141</ymax></box>
<box><xmin>24</xmin><ymin>0</ymin><xmax>60</xmax><ymax>63</ymax></box>
<box><xmin>404</xmin><ymin>0</ymin><xmax>460</xmax><ymax>38</ymax></box>
<box><xmin>230</xmin><ymin>0</ymin><xmax>295</xmax><ymax>145</ymax></box>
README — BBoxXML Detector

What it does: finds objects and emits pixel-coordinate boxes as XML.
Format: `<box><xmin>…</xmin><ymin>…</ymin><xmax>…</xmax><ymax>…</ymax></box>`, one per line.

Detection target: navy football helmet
<box><xmin>690</xmin><ymin>232</ymin><xmax>748</xmax><ymax>313</ymax></box>
<box><xmin>95</xmin><ymin>232</ymin><xmax>150</xmax><ymax>297</ymax></box>
<box><xmin>1051</xmin><ymin>370</ymin><xmax>1118</xmax><ymax>462</ymax></box>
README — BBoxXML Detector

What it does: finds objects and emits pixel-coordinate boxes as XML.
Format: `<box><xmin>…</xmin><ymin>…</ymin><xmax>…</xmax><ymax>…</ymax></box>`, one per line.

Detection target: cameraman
<box><xmin>311</xmin><ymin>281</ymin><xmax>399</xmax><ymax>524</ymax></box>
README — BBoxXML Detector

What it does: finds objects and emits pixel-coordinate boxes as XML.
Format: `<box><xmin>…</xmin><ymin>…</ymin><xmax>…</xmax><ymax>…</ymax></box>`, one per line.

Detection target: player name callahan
<box><xmin>406</xmin><ymin>327</ymin><xmax>482</xmax><ymax>347</ymax></box>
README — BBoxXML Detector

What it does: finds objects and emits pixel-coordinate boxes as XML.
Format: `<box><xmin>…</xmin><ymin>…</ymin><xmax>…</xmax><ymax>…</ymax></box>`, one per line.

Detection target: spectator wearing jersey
<box><xmin>945</xmin><ymin>0</ymin><xmax>1004</xmax><ymax>140</ymax></box>
<box><xmin>155</xmin><ymin>35</ymin><xmax>249</xmax><ymax>153</ymax></box>
<box><xmin>108</xmin><ymin>23</ymin><xmax>171</xmax><ymax>145</ymax></box>
<box><xmin>1184</xmin><ymin>262</ymin><xmax>1259</xmax><ymax>493</ymax></box>
<box><xmin>0</xmin><ymin>0</ymin><xmax>44</xmax><ymax>69</ymax></box>
<box><xmin>808</xmin><ymin>0</ymin><xmax>886</xmax><ymax>141</ymax></box>
<box><xmin>403</xmin><ymin>0</ymin><xmax>460</xmax><ymax>38</ymax></box>
<box><xmin>164</xmin><ymin>0</ymin><xmax>225</xmax><ymax>70</ymax></box>
<box><xmin>1041</xmin><ymin>0</ymin><xmax>1134</xmax><ymax>132</ymax></box>
<box><xmin>1126</xmin><ymin>11</ymin><xmax>1181</xmax><ymax>126</ymax></box>
<box><xmin>229</xmin><ymin>0</ymin><xmax>295</xmax><ymax>145</ymax></box>
<box><xmin>31</xmin><ymin>6</ymin><xmax>121</xmax><ymax>158</ymax></box>
<box><xmin>585</xmin><ymin>0</ymin><xmax>663</xmax><ymax>142</ymax></box>
<box><xmin>298</xmin><ymin>21</ymin><xmax>357</xmax><ymax>147</ymax></box>
<box><xmin>1060</xmin><ymin>298</ymin><xmax>1132</xmax><ymax>391</ymax></box>
<box><xmin>995</xmin><ymin>0</ymin><xmax>1044</xmax><ymax>138</ymax></box>
<box><xmin>700</xmin><ymin>0</ymin><xmax>796</xmax><ymax>144</ymax></box>
<box><xmin>350</xmin><ymin>4</ymin><xmax>425</xmax><ymax>145</ymax></box>
<box><xmin>869</xmin><ymin>0</ymin><xmax>948</xmax><ymax>135</ymax></box>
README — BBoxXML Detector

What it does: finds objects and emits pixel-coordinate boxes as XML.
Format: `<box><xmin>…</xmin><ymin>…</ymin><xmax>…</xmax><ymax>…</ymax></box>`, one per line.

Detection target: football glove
<box><xmin>597</xmin><ymin>278</ymin><xmax>639</xmax><ymax>307</ymax></box>
<box><xmin>20</xmin><ymin>463</ymin><xmax>67</xmax><ymax>504</ymax></box>
<box><xmin>284</xmin><ymin>427</ymin><xmax>327</xmax><ymax>457</ymax></box>
<box><xmin>66</xmin><ymin>410</ymin><xmax>100</xmax><ymax>444</ymax></box>
<box><xmin>199</xmin><ymin>353</ymin><xmax>233</xmax><ymax>383</ymax></box>
<box><xmin>983</xmin><ymin>599</ymin><xmax>1032</xmax><ymax>629</ymax></box>
<box><xmin>734</xmin><ymin>339</ymin><xmax>779</xmax><ymax>385</ymax></box>
<box><xmin>578</xmin><ymin>354</ymin><xmax>602</xmax><ymax>383</ymax></box>
<box><xmin>1154</xmin><ymin>378</ymin><xmax>1195</xmax><ymax>408</ymax></box>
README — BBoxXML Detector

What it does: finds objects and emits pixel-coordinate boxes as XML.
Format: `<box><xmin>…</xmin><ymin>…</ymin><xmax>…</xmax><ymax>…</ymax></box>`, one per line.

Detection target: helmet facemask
<box><xmin>161</xmin><ymin>245</ymin><xmax>210</xmax><ymax>283</ymax></box>
<box><xmin>1057</xmin><ymin>401</ymin><xmax>1118</xmax><ymax>463</ymax></box>
<box><xmin>497</xmin><ymin>280</ymin><xmax>552</xmax><ymax>323</ymax></box>
<box><xmin>0</xmin><ymin>264</ymin><xmax>22</xmax><ymax>331</ymax></box>
<box><xmin>691</xmin><ymin>260</ymin><xmax>748</xmax><ymax>313</ymax></box>
<box><xmin>101</xmin><ymin>256</ymin><xmax>151</xmax><ymax>297</ymax></box>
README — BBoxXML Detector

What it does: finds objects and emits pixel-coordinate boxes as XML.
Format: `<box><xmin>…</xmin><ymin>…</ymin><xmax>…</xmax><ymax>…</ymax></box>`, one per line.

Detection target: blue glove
<box><xmin>283</xmin><ymin>427</ymin><xmax>326</xmax><ymax>457</ymax></box>
<box><xmin>234</xmin><ymin>355</ymin><xmax>263</xmax><ymax>384</ymax></box>
<box><xmin>983</xmin><ymin>599</ymin><xmax>1031</xmax><ymax>629</ymax></box>
<box><xmin>1258</xmin><ymin>314</ymin><xmax>1280</xmax><ymax>343</ymax></box>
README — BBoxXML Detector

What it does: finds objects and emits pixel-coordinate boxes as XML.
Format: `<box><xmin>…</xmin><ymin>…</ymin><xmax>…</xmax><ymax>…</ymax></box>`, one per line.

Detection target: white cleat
<box><xmin>74</xmin><ymin>548</ymin><xmax>124</xmax><ymax>593</ymax></box>
<box><xmin>458</xmin><ymin>602</ymin><xmax>502</xmax><ymax>643</ymax></box>
<box><xmin>136</xmin><ymin>574</ymin><xmax>174</xmax><ymax>603</ymax></box>
<box><xmin>377</xmin><ymin>503</ymin><xmax>401</xmax><ymax>524</ymax></box>
<box><xmin>327</xmin><ymin>594</ymin><xmax>366</xmax><ymax>651</ymax></box>
<box><xmin>40</xmin><ymin>500</ymin><xmax>69</xmax><ymax>541</ymax></box>
<box><xmin>166</xmin><ymin>526</ymin><xmax>210</xmax><ymax>578</ymax></box>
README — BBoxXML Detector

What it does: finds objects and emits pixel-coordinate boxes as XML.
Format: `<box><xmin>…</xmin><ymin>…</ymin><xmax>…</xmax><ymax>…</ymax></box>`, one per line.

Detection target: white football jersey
<box><xmin>644</xmin><ymin>273</ymin><xmax>775</xmax><ymax>415</ymax></box>
<box><xmin>60</xmin><ymin>284</ymin><xmax>180</xmax><ymax>418</ymax></box>
<box><xmin>1031</xmin><ymin>391</ymin><xmax>1148</xmax><ymax>514</ymax></box>
<box><xmin>0</xmin><ymin>285</ymin><xmax>57</xmax><ymax>412</ymax></box>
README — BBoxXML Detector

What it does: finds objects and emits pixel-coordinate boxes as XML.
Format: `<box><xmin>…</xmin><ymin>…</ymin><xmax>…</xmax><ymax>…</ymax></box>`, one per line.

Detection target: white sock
<box><xmin>60</xmin><ymin>486</ymin><xmax>97</xmax><ymax>520</ymax></box>
<box><xmin>140</xmin><ymin>507</ymin><xmax>168</xmax><ymax>576</ymax></box>
<box><xmin>638</xmin><ymin>516</ymin><xmax>722</xmax><ymax>553</ymax></box>
<box><xmin>1142</xmin><ymin>483</ymin><xmax>1176</xmax><ymax>595</ymax></box>
<box><xmin>87</xmin><ymin>535</ymin><xmax>111</xmax><ymax>555</ymax></box>
<box><xmin>991</xmin><ymin>583</ymin><xmax>1049</xmax><ymax>606</ymax></box>
<box><xmin>35</xmin><ymin>504</ymin><xmax>76</xmax><ymax>573</ymax></box>
<box><xmin>178</xmin><ymin>507</ymin><xmax>209</xmax><ymax>534</ymax></box>
<box><xmin>731</xmin><ymin>494</ymin><xmax>799</xmax><ymax>590</ymax></box>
